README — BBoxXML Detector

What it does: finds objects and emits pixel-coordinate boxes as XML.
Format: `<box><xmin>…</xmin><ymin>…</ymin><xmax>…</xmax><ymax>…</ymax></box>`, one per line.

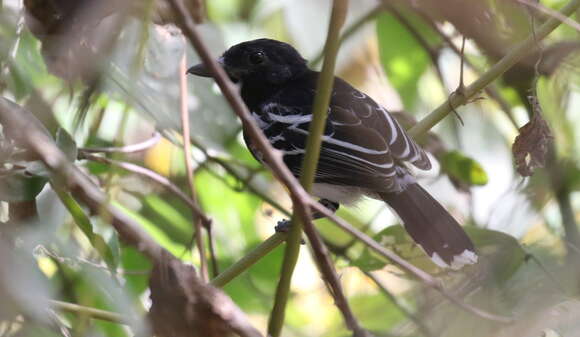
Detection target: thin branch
<box><xmin>416</xmin><ymin>10</ymin><xmax>518</xmax><ymax>129</ymax></box>
<box><xmin>517</xmin><ymin>0</ymin><xmax>580</xmax><ymax>32</ymax></box>
<box><xmin>0</xmin><ymin>98</ymin><xmax>264</xmax><ymax>337</ymax></box>
<box><xmin>166</xmin><ymin>2</ymin><xmax>326</xmax><ymax>335</ymax></box>
<box><xmin>364</xmin><ymin>271</ymin><xmax>435</xmax><ymax>337</ymax></box>
<box><xmin>165</xmin><ymin>3</ymin><xmax>318</xmax><ymax>302</ymax></box>
<box><xmin>206</xmin><ymin>223</ymin><xmax>220</xmax><ymax>278</ymax></box>
<box><xmin>79</xmin><ymin>152</ymin><xmax>212</xmax><ymax>226</ymax></box>
<box><xmin>408</xmin><ymin>0</ymin><xmax>580</xmax><ymax>138</ymax></box>
<box><xmin>79</xmin><ymin>132</ymin><xmax>161</xmax><ymax>154</ymax></box>
<box><xmin>268</xmin><ymin>1</ymin><xmax>366</xmax><ymax>336</ymax></box>
<box><xmin>309</xmin><ymin>201</ymin><xmax>514</xmax><ymax>323</ymax></box>
<box><xmin>524</xmin><ymin>252</ymin><xmax>569</xmax><ymax>295</ymax></box>
<box><xmin>211</xmin><ymin>233</ymin><xmax>288</xmax><ymax>287</ymax></box>
<box><xmin>49</xmin><ymin>300</ymin><xmax>128</xmax><ymax>325</ymax></box>
<box><xmin>180</xmin><ymin>51</ymin><xmax>208</xmax><ymax>282</ymax></box>
<box><xmin>0</xmin><ymin>98</ymin><xmax>165</xmax><ymax>261</ymax></box>
<box><xmin>163</xmin><ymin>0</ymin><xmax>576</xmax><ymax>327</ymax></box>
<box><xmin>329</xmin><ymin>245</ymin><xmax>434</xmax><ymax>337</ymax></box>
<box><xmin>555</xmin><ymin>187</ymin><xmax>580</xmax><ymax>258</ymax></box>
<box><xmin>166</xmin><ymin>0</ymin><xmax>312</xmax><ymax>209</ymax></box>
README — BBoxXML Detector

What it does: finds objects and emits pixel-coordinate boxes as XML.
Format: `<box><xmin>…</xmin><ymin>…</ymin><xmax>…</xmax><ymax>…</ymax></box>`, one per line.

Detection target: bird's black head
<box><xmin>187</xmin><ymin>39</ymin><xmax>309</xmax><ymax>86</ymax></box>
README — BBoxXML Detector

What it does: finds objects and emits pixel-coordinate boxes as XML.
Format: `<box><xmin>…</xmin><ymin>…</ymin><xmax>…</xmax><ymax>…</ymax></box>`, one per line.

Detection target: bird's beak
<box><xmin>186</xmin><ymin>57</ymin><xmax>224</xmax><ymax>77</ymax></box>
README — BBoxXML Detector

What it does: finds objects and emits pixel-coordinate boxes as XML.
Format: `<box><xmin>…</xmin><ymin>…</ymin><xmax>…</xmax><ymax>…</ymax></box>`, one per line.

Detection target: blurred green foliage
<box><xmin>0</xmin><ymin>1</ymin><xmax>579</xmax><ymax>337</ymax></box>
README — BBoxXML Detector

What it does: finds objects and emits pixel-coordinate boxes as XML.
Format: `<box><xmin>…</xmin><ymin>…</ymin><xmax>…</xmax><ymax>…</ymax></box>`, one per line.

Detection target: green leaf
<box><xmin>440</xmin><ymin>150</ymin><xmax>489</xmax><ymax>186</ymax></box>
<box><xmin>0</xmin><ymin>169</ymin><xmax>47</xmax><ymax>201</ymax></box>
<box><xmin>113</xmin><ymin>202</ymin><xmax>192</xmax><ymax>258</ymax></box>
<box><xmin>222</xmin><ymin>241</ymin><xmax>285</xmax><ymax>312</ymax></box>
<box><xmin>195</xmin><ymin>169</ymin><xmax>262</xmax><ymax>245</ymax></box>
<box><xmin>56</xmin><ymin>128</ymin><xmax>78</xmax><ymax>161</ymax></box>
<box><xmin>566</xmin><ymin>164</ymin><xmax>580</xmax><ymax>191</ymax></box>
<box><xmin>376</xmin><ymin>10</ymin><xmax>440</xmax><ymax>109</ymax></box>
<box><xmin>351</xmin><ymin>225</ymin><xmax>526</xmax><ymax>282</ymax></box>
<box><xmin>141</xmin><ymin>194</ymin><xmax>193</xmax><ymax>246</ymax></box>
<box><xmin>51</xmin><ymin>184</ymin><xmax>119</xmax><ymax>269</ymax></box>
<box><xmin>121</xmin><ymin>246</ymin><xmax>151</xmax><ymax>296</ymax></box>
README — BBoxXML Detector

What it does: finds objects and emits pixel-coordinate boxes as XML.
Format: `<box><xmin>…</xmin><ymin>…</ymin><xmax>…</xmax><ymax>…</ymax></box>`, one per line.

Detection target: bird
<box><xmin>187</xmin><ymin>38</ymin><xmax>477</xmax><ymax>270</ymax></box>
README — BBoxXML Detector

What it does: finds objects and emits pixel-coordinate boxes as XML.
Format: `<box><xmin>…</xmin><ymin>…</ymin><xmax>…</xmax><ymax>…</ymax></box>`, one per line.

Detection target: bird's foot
<box><xmin>313</xmin><ymin>199</ymin><xmax>340</xmax><ymax>219</ymax></box>
<box><xmin>273</xmin><ymin>199</ymin><xmax>339</xmax><ymax>244</ymax></box>
<box><xmin>275</xmin><ymin>219</ymin><xmax>291</xmax><ymax>233</ymax></box>
<box><xmin>274</xmin><ymin>219</ymin><xmax>305</xmax><ymax>244</ymax></box>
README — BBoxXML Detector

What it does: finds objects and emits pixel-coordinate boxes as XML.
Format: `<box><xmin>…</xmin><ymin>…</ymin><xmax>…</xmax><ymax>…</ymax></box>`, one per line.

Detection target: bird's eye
<box><xmin>249</xmin><ymin>51</ymin><xmax>265</xmax><ymax>65</ymax></box>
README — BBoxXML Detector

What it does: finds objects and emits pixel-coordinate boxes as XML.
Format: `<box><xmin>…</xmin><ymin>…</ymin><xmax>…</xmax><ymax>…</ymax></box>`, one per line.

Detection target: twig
<box><xmin>78</xmin><ymin>152</ymin><xmax>212</xmax><ymax>226</ymax></box>
<box><xmin>309</xmin><ymin>201</ymin><xmax>514</xmax><ymax>323</ymax></box>
<box><xmin>164</xmin><ymin>0</ymin><xmax>569</xmax><ymax>326</ymax></box>
<box><xmin>524</xmin><ymin>252</ymin><xmax>569</xmax><ymax>295</ymax></box>
<box><xmin>517</xmin><ymin>0</ymin><xmax>580</xmax><ymax>32</ymax></box>
<box><xmin>187</xmin><ymin>135</ymin><xmax>290</xmax><ymax>216</ymax></box>
<box><xmin>166</xmin><ymin>0</ymin><xmax>311</xmax><ymax>207</ymax></box>
<box><xmin>166</xmin><ymin>2</ymin><xmax>323</xmax><ymax>335</ymax></box>
<box><xmin>364</xmin><ymin>271</ymin><xmax>435</xmax><ymax>337</ymax></box>
<box><xmin>211</xmin><ymin>233</ymin><xmax>287</xmax><ymax>287</ymax></box>
<box><xmin>206</xmin><ymin>223</ymin><xmax>220</xmax><ymax>278</ymax></box>
<box><xmin>555</xmin><ymin>188</ymin><xmax>580</xmax><ymax>258</ymax></box>
<box><xmin>49</xmin><ymin>300</ymin><xmax>128</xmax><ymax>325</ymax></box>
<box><xmin>447</xmin><ymin>36</ymin><xmax>466</xmax><ymax>126</ymax></box>
<box><xmin>166</xmin><ymin>0</ymin><xmax>316</xmax><ymax>280</ymax></box>
<box><xmin>179</xmin><ymin>51</ymin><xmax>208</xmax><ymax>282</ymax></box>
<box><xmin>0</xmin><ymin>98</ymin><xmax>165</xmax><ymax>261</ymax></box>
<box><xmin>325</xmin><ymin>239</ymin><xmax>432</xmax><ymax>337</ymax></box>
<box><xmin>416</xmin><ymin>10</ymin><xmax>518</xmax><ymax>130</ymax></box>
<box><xmin>79</xmin><ymin>132</ymin><xmax>161</xmax><ymax>154</ymax></box>
<box><xmin>267</xmin><ymin>1</ymin><xmax>368</xmax><ymax>336</ymax></box>
<box><xmin>281</xmin><ymin>1</ymin><xmax>366</xmax><ymax>335</ymax></box>
<box><xmin>0</xmin><ymin>98</ymin><xmax>264</xmax><ymax>337</ymax></box>
<box><xmin>170</xmin><ymin>0</ymin><xmax>512</xmax><ymax>325</ymax></box>
<box><xmin>408</xmin><ymin>0</ymin><xmax>580</xmax><ymax>139</ymax></box>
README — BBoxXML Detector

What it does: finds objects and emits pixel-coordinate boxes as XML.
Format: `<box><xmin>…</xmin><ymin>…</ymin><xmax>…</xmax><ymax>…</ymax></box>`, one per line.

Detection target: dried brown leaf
<box><xmin>512</xmin><ymin>96</ymin><xmax>553</xmax><ymax>177</ymax></box>
<box><xmin>148</xmin><ymin>253</ymin><xmax>263</xmax><ymax>337</ymax></box>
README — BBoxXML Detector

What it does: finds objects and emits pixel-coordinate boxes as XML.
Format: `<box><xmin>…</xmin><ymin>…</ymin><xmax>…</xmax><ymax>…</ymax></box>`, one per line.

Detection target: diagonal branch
<box><xmin>0</xmin><ymin>97</ymin><xmax>264</xmax><ymax>337</ymax></box>
<box><xmin>79</xmin><ymin>152</ymin><xmax>212</xmax><ymax>226</ymax></box>
<box><xmin>408</xmin><ymin>0</ymin><xmax>580</xmax><ymax>138</ymax></box>
<box><xmin>79</xmin><ymin>132</ymin><xmax>161</xmax><ymax>153</ymax></box>
<box><xmin>278</xmin><ymin>1</ymin><xmax>367</xmax><ymax>335</ymax></box>
<box><xmin>160</xmin><ymin>0</ymin><xmax>580</xmax><ymax>329</ymax></box>
<box><xmin>309</xmin><ymin>201</ymin><xmax>514</xmax><ymax>323</ymax></box>
<box><xmin>179</xmin><ymin>52</ymin><xmax>208</xmax><ymax>282</ymax></box>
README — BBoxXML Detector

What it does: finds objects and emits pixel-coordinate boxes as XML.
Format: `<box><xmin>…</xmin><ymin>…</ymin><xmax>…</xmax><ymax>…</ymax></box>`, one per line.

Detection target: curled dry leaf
<box><xmin>512</xmin><ymin>96</ymin><xmax>553</xmax><ymax>177</ymax></box>
<box><xmin>149</xmin><ymin>253</ymin><xmax>263</xmax><ymax>337</ymax></box>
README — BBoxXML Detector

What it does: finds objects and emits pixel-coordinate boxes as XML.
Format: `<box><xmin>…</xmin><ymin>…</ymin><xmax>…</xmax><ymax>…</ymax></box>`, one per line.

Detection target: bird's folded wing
<box><xmin>330</xmin><ymin>78</ymin><xmax>431</xmax><ymax>171</ymax></box>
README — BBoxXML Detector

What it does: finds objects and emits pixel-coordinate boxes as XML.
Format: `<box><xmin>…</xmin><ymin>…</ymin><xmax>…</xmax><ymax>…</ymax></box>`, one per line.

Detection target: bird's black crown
<box><xmin>221</xmin><ymin>38</ymin><xmax>308</xmax><ymax>85</ymax></box>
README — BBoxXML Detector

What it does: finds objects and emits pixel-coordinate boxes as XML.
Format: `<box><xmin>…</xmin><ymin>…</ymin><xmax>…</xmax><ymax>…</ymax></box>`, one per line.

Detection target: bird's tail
<box><xmin>379</xmin><ymin>183</ymin><xmax>477</xmax><ymax>270</ymax></box>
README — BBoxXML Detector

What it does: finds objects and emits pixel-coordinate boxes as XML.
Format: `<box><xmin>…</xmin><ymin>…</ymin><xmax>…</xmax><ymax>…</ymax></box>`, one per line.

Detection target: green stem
<box><xmin>408</xmin><ymin>0</ymin><xmax>580</xmax><ymax>139</ymax></box>
<box><xmin>267</xmin><ymin>1</ymin><xmax>348</xmax><ymax>336</ymax></box>
<box><xmin>210</xmin><ymin>233</ymin><xmax>287</xmax><ymax>287</ymax></box>
<box><xmin>50</xmin><ymin>300</ymin><xmax>128</xmax><ymax>324</ymax></box>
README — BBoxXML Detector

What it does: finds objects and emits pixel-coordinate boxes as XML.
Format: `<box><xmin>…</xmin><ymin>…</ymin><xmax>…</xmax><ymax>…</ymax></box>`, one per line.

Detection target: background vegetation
<box><xmin>1</xmin><ymin>0</ymin><xmax>580</xmax><ymax>336</ymax></box>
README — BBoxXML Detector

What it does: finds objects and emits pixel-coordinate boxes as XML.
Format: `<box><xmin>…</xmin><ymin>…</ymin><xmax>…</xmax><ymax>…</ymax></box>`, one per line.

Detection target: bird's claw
<box><xmin>275</xmin><ymin>219</ymin><xmax>291</xmax><ymax>233</ymax></box>
<box><xmin>274</xmin><ymin>219</ymin><xmax>305</xmax><ymax>244</ymax></box>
